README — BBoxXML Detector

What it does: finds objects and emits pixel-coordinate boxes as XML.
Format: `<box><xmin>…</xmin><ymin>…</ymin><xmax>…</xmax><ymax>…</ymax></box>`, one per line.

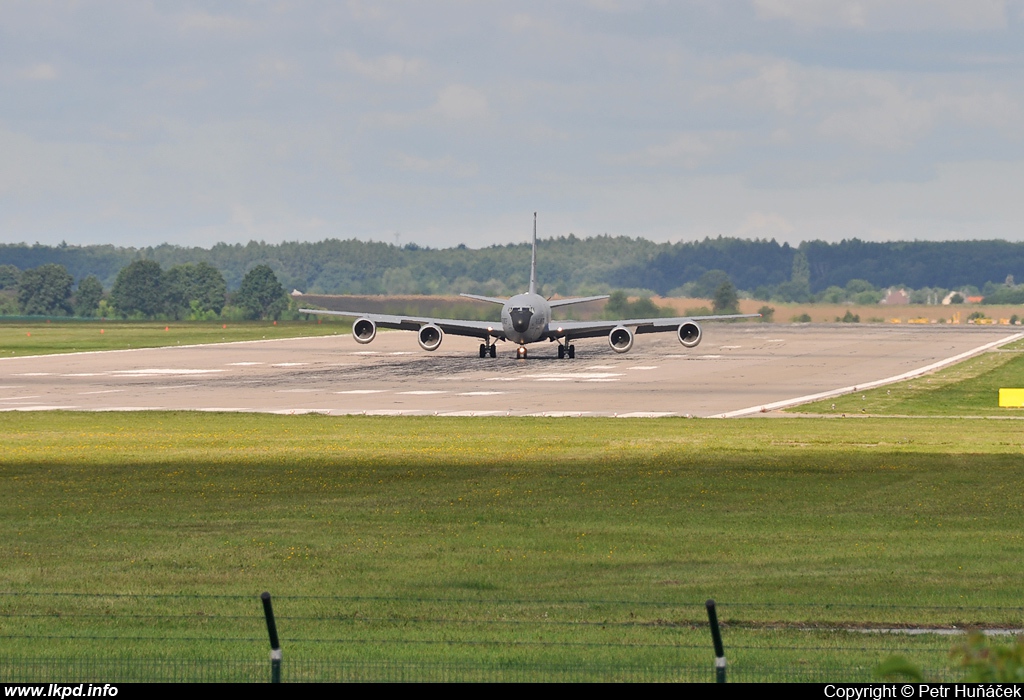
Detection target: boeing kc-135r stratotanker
<box><xmin>300</xmin><ymin>214</ymin><xmax>759</xmax><ymax>359</ymax></box>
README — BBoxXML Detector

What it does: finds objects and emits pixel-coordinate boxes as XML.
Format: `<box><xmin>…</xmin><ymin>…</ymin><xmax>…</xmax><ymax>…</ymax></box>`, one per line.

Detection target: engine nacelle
<box><xmin>608</xmin><ymin>326</ymin><xmax>634</xmax><ymax>353</ymax></box>
<box><xmin>352</xmin><ymin>318</ymin><xmax>377</xmax><ymax>344</ymax></box>
<box><xmin>417</xmin><ymin>323</ymin><xmax>444</xmax><ymax>351</ymax></box>
<box><xmin>677</xmin><ymin>322</ymin><xmax>701</xmax><ymax>348</ymax></box>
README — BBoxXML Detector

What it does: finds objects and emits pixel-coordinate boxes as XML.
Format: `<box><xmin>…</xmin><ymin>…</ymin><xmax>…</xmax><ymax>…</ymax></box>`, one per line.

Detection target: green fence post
<box><xmin>705</xmin><ymin>599</ymin><xmax>726</xmax><ymax>683</ymax></box>
<box><xmin>260</xmin><ymin>591</ymin><xmax>282</xmax><ymax>683</ymax></box>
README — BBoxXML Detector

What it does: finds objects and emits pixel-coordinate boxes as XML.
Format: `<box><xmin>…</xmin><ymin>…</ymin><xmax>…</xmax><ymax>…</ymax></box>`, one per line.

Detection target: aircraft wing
<box><xmin>298</xmin><ymin>308</ymin><xmax>506</xmax><ymax>340</ymax></box>
<box><xmin>552</xmin><ymin>313</ymin><xmax>760</xmax><ymax>339</ymax></box>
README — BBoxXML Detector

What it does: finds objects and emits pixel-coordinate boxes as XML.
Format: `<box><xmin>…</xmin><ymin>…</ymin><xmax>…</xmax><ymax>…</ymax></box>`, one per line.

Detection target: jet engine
<box><xmin>417</xmin><ymin>323</ymin><xmax>444</xmax><ymax>351</ymax></box>
<box><xmin>677</xmin><ymin>322</ymin><xmax>701</xmax><ymax>348</ymax></box>
<box><xmin>608</xmin><ymin>326</ymin><xmax>634</xmax><ymax>353</ymax></box>
<box><xmin>352</xmin><ymin>318</ymin><xmax>377</xmax><ymax>344</ymax></box>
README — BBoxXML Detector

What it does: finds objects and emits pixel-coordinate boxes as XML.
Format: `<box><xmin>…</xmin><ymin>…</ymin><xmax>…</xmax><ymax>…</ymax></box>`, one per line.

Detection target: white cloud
<box><xmin>339</xmin><ymin>51</ymin><xmax>423</xmax><ymax>82</ymax></box>
<box><xmin>431</xmin><ymin>84</ymin><xmax>489</xmax><ymax>120</ymax></box>
<box><xmin>393</xmin><ymin>152</ymin><xmax>479</xmax><ymax>177</ymax></box>
<box><xmin>24</xmin><ymin>63</ymin><xmax>57</xmax><ymax>81</ymax></box>
<box><xmin>752</xmin><ymin>0</ymin><xmax>1008</xmax><ymax>31</ymax></box>
<box><xmin>624</xmin><ymin>131</ymin><xmax>740</xmax><ymax>168</ymax></box>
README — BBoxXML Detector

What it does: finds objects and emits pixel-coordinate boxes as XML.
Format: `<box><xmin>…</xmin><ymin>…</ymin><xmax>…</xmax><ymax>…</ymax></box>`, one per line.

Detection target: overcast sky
<box><xmin>3</xmin><ymin>1</ymin><xmax>1024</xmax><ymax>249</ymax></box>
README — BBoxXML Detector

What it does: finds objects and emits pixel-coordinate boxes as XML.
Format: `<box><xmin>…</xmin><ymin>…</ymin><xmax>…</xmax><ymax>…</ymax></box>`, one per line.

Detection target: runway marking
<box><xmin>517</xmin><ymin>373</ymin><xmax>624</xmax><ymax>381</ymax></box>
<box><xmin>352</xmin><ymin>351</ymin><xmax>378</xmax><ymax>355</ymax></box>
<box><xmin>398</xmin><ymin>390</ymin><xmax>447</xmax><ymax>395</ymax></box>
<box><xmin>61</xmin><ymin>373</ymin><xmax>103</xmax><ymax>377</ymax></box>
<box><xmin>711</xmin><ymin>331</ymin><xmax>1024</xmax><ymax>418</ymax></box>
<box><xmin>335</xmin><ymin>389</ymin><xmax>386</xmax><ymax>394</ymax></box>
<box><xmin>0</xmin><ymin>405</ymin><xmax>79</xmax><ymax>411</ymax></box>
<box><xmin>529</xmin><ymin>411</ymin><xmax>591</xmax><ymax>417</ymax></box>
<box><xmin>585</xmin><ymin>378</ymin><xmax>620</xmax><ymax>382</ymax></box>
<box><xmin>441</xmin><ymin>411</ymin><xmax>506</xmax><ymax>417</ymax></box>
<box><xmin>628</xmin><ymin>366</ymin><xmax>658</xmax><ymax>371</ymax></box>
<box><xmin>112</xmin><ymin>369</ymin><xmax>225</xmax><ymax>376</ymax></box>
<box><xmin>389</xmin><ymin>352</ymin><xmax>416</xmax><ymax>355</ymax></box>
<box><xmin>616</xmin><ymin>412</ymin><xmax>675</xmax><ymax>418</ymax></box>
<box><xmin>720</xmin><ymin>345</ymin><xmax>742</xmax><ymax>350</ymax></box>
<box><xmin>272</xmin><ymin>362</ymin><xmax>308</xmax><ymax>367</ymax></box>
<box><xmin>79</xmin><ymin>389</ymin><xmax>124</xmax><ymax>395</ymax></box>
<box><xmin>458</xmin><ymin>391</ymin><xmax>506</xmax><ymax>396</ymax></box>
<box><xmin>484</xmin><ymin>377</ymin><xmax>518</xmax><ymax>382</ymax></box>
<box><xmin>0</xmin><ymin>385</ymin><xmax>24</xmax><ymax>389</ymax></box>
<box><xmin>150</xmin><ymin>384</ymin><xmax>198</xmax><ymax>390</ymax></box>
<box><xmin>228</xmin><ymin>362</ymin><xmax>263</xmax><ymax>366</ymax></box>
<box><xmin>90</xmin><ymin>406</ymin><xmax>165</xmax><ymax>411</ymax></box>
<box><xmin>16</xmin><ymin>373</ymin><xmax>52</xmax><ymax>376</ymax></box>
<box><xmin>0</xmin><ymin>396</ymin><xmax>41</xmax><ymax>401</ymax></box>
<box><xmin>270</xmin><ymin>408</ymin><xmax>332</xmax><ymax>415</ymax></box>
<box><xmin>588</xmin><ymin>365</ymin><xmax>616</xmax><ymax>369</ymax></box>
<box><xmin>535</xmin><ymin>377</ymin><xmax>572</xmax><ymax>382</ymax></box>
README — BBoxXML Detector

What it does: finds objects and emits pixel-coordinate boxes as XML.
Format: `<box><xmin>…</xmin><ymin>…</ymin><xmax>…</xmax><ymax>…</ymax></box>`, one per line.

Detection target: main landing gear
<box><xmin>557</xmin><ymin>343</ymin><xmax>575</xmax><ymax>359</ymax></box>
<box><xmin>478</xmin><ymin>343</ymin><xmax>496</xmax><ymax>358</ymax></box>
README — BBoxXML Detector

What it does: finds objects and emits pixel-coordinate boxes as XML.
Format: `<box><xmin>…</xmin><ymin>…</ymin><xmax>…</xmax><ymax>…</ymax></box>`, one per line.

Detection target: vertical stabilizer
<box><xmin>529</xmin><ymin>212</ymin><xmax>538</xmax><ymax>295</ymax></box>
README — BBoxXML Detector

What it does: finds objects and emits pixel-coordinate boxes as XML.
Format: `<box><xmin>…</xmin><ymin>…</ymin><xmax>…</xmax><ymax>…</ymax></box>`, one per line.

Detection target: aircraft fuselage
<box><xmin>501</xmin><ymin>292</ymin><xmax>552</xmax><ymax>345</ymax></box>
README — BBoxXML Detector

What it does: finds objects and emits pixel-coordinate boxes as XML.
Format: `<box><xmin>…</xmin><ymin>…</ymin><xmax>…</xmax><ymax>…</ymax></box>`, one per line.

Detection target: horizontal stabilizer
<box><xmin>548</xmin><ymin>295</ymin><xmax>610</xmax><ymax>308</ymax></box>
<box><xmin>459</xmin><ymin>293</ymin><xmax>508</xmax><ymax>305</ymax></box>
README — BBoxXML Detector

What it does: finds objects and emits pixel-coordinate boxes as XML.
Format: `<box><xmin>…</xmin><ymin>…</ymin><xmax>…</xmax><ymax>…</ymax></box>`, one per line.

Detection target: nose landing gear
<box><xmin>517</xmin><ymin>345</ymin><xmax>527</xmax><ymax>359</ymax></box>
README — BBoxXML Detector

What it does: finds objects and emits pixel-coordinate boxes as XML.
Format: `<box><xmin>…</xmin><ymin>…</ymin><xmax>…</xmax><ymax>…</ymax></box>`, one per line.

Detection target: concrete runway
<box><xmin>0</xmin><ymin>325</ymin><xmax>1019</xmax><ymax>417</ymax></box>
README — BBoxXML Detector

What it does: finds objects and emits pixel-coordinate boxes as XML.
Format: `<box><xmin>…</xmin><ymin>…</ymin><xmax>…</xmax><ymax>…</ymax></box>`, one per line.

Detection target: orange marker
<box><xmin>101</xmin><ymin>329</ymin><xmax>104</xmax><ymax>334</ymax></box>
<box><xmin>165</xmin><ymin>326</ymin><xmax>169</xmax><ymax>331</ymax></box>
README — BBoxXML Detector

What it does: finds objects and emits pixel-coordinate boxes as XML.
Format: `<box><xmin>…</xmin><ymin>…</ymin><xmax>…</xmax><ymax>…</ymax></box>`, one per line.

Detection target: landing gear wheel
<box><xmin>479</xmin><ymin>343</ymin><xmax>487</xmax><ymax>358</ymax></box>
<box><xmin>557</xmin><ymin>345</ymin><xmax>565</xmax><ymax>359</ymax></box>
<box><xmin>517</xmin><ymin>346</ymin><xmax>527</xmax><ymax>359</ymax></box>
<box><xmin>568</xmin><ymin>344</ymin><xmax>575</xmax><ymax>359</ymax></box>
<box><xmin>489</xmin><ymin>344</ymin><xmax>496</xmax><ymax>358</ymax></box>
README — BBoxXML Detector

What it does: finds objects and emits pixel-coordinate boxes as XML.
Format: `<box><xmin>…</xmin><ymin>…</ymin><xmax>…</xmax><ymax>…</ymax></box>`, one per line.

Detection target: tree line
<box><xmin>3</xmin><ymin>235</ymin><xmax>1024</xmax><ymax>316</ymax></box>
<box><xmin>0</xmin><ymin>260</ymin><xmax>290</xmax><ymax>320</ymax></box>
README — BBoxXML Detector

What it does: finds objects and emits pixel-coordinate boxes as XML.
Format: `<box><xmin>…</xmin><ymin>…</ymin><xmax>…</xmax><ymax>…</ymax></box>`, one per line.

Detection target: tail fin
<box><xmin>529</xmin><ymin>212</ymin><xmax>537</xmax><ymax>295</ymax></box>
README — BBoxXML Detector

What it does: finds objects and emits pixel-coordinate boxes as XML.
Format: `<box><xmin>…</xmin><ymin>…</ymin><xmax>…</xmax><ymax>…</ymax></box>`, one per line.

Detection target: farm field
<box><xmin>2</xmin><ymin>411</ymin><xmax>1022</xmax><ymax>680</ymax></box>
<box><xmin>0</xmin><ymin>319</ymin><xmax>350</xmax><ymax>358</ymax></box>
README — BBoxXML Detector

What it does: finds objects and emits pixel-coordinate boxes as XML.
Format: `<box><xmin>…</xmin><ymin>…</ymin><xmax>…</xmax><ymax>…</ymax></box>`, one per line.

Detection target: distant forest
<box><xmin>3</xmin><ymin>236</ymin><xmax>1024</xmax><ymax>298</ymax></box>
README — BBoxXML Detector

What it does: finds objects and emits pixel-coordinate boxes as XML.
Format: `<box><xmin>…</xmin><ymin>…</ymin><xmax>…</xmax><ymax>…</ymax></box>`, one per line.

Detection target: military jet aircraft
<box><xmin>300</xmin><ymin>214</ymin><xmax>758</xmax><ymax>359</ymax></box>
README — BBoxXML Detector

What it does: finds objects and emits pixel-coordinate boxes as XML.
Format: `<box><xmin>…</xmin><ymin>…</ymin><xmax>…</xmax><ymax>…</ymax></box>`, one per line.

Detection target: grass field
<box><xmin>789</xmin><ymin>339</ymin><xmax>1024</xmax><ymax>416</ymax></box>
<box><xmin>2</xmin><ymin>411</ymin><xmax>1023</xmax><ymax>679</ymax></box>
<box><xmin>0</xmin><ymin>318</ymin><xmax>350</xmax><ymax>358</ymax></box>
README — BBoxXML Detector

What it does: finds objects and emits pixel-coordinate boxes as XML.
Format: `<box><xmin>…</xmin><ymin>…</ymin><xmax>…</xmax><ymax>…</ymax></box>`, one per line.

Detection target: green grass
<box><xmin>788</xmin><ymin>339</ymin><xmax>1024</xmax><ymax>416</ymax></box>
<box><xmin>0</xmin><ymin>318</ymin><xmax>350</xmax><ymax>357</ymax></box>
<box><xmin>2</xmin><ymin>413</ymin><xmax>1022</xmax><ymax>677</ymax></box>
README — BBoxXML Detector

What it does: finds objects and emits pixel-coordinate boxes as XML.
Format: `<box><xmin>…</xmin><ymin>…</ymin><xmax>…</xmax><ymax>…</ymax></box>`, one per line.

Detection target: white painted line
<box><xmin>628</xmin><ymin>366</ymin><xmax>658</xmax><ymax>370</ymax></box>
<box><xmin>389</xmin><ymin>352</ymin><xmax>416</xmax><ymax>355</ymax></box>
<box><xmin>585</xmin><ymin>378</ymin><xmax>620</xmax><ymax>382</ymax></box>
<box><xmin>15</xmin><ymin>373</ymin><xmax>52</xmax><ymax>376</ymax></box>
<box><xmin>78</xmin><ymin>389</ymin><xmax>124</xmax><ymax>395</ymax></box>
<box><xmin>484</xmin><ymin>377</ymin><xmax>518</xmax><ymax>382</ymax></box>
<box><xmin>535</xmin><ymin>377</ymin><xmax>572</xmax><ymax>382</ymax></box>
<box><xmin>61</xmin><ymin>373</ymin><xmax>103</xmax><ymax>377</ymax></box>
<box><xmin>720</xmin><ymin>345</ymin><xmax>741</xmax><ymax>350</ymax></box>
<box><xmin>587</xmin><ymin>365</ymin><xmax>616</xmax><ymax>369</ymax></box>
<box><xmin>398</xmin><ymin>390</ymin><xmax>447</xmax><ymax>395</ymax></box>
<box><xmin>711</xmin><ymin>331</ymin><xmax>1024</xmax><ymax>418</ymax></box>
<box><xmin>441</xmin><ymin>411</ymin><xmax>505</xmax><ymax>417</ymax></box>
<box><xmin>352</xmin><ymin>351</ymin><xmax>379</xmax><ymax>355</ymax></box>
<box><xmin>0</xmin><ymin>386</ymin><xmax>24</xmax><ymax>389</ymax></box>
<box><xmin>112</xmin><ymin>369</ymin><xmax>225</xmax><ymax>376</ymax></box>
<box><xmin>271</xmin><ymin>362</ymin><xmax>307</xmax><ymax>367</ymax></box>
<box><xmin>458</xmin><ymin>391</ymin><xmax>506</xmax><ymax>396</ymax></box>
<box><xmin>270</xmin><ymin>408</ymin><xmax>332</xmax><ymax>415</ymax></box>
<box><xmin>529</xmin><ymin>411</ymin><xmax>591</xmax><ymax>417</ymax></box>
<box><xmin>0</xmin><ymin>396</ymin><xmax>41</xmax><ymax>401</ymax></box>
<box><xmin>335</xmin><ymin>389</ymin><xmax>386</xmax><ymax>394</ymax></box>
<box><xmin>149</xmin><ymin>384</ymin><xmax>198</xmax><ymax>390</ymax></box>
<box><xmin>1</xmin><ymin>405</ymin><xmax>79</xmax><ymax>411</ymax></box>
<box><xmin>527</xmin><ymin>373</ymin><xmax>623</xmax><ymax>380</ymax></box>
<box><xmin>616</xmin><ymin>412</ymin><xmax>675</xmax><ymax>418</ymax></box>
<box><xmin>228</xmin><ymin>362</ymin><xmax>263</xmax><ymax>366</ymax></box>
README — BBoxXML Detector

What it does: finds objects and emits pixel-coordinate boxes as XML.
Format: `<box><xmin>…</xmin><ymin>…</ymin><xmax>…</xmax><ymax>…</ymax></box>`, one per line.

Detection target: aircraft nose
<box><xmin>510</xmin><ymin>308</ymin><xmax>533</xmax><ymax>333</ymax></box>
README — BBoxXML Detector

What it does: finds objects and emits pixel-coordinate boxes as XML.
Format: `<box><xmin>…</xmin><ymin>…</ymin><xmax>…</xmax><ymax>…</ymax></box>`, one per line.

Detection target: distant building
<box><xmin>291</xmin><ymin>289</ymin><xmax>304</xmax><ymax>296</ymax></box>
<box><xmin>880</xmin><ymin>288</ymin><xmax>910</xmax><ymax>305</ymax></box>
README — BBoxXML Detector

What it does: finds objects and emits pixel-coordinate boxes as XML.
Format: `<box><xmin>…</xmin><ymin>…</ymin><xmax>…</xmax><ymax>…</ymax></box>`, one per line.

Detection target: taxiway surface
<box><xmin>1</xmin><ymin>324</ymin><xmax>1018</xmax><ymax>417</ymax></box>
